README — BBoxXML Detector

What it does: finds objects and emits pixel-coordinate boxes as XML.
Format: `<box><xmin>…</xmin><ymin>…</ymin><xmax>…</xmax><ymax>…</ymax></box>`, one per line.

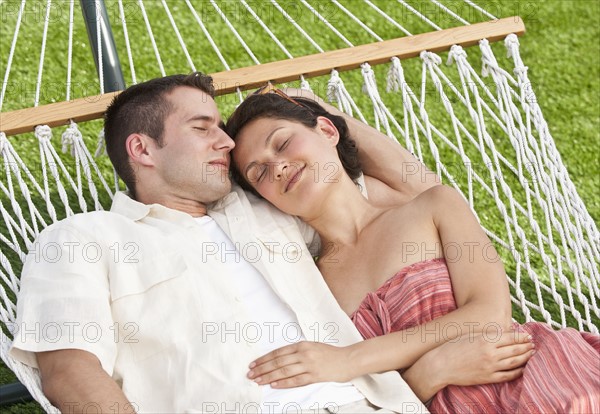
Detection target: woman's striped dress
<box><xmin>351</xmin><ymin>258</ymin><xmax>600</xmax><ymax>413</ymax></box>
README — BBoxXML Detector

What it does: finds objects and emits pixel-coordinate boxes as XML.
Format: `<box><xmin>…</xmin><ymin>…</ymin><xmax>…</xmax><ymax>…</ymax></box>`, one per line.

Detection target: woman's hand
<box><xmin>247</xmin><ymin>342</ymin><xmax>355</xmax><ymax>388</ymax></box>
<box><xmin>429</xmin><ymin>329</ymin><xmax>535</xmax><ymax>388</ymax></box>
<box><xmin>403</xmin><ymin>329</ymin><xmax>534</xmax><ymax>403</ymax></box>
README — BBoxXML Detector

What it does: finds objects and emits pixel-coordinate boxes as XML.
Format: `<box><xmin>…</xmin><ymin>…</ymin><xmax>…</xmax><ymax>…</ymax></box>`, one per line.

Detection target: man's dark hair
<box><xmin>104</xmin><ymin>72</ymin><xmax>215</xmax><ymax>197</ymax></box>
<box><xmin>225</xmin><ymin>94</ymin><xmax>361</xmax><ymax>197</ymax></box>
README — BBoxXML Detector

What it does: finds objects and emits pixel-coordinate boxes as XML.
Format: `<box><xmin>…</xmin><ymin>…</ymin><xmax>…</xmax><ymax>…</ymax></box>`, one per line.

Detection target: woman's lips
<box><xmin>285</xmin><ymin>166</ymin><xmax>304</xmax><ymax>192</ymax></box>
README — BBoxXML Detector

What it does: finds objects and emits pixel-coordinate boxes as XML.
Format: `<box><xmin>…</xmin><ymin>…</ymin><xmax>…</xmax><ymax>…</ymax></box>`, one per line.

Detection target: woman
<box><xmin>225</xmin><ymin>89</ymin><xmax>600</xmax><ymax>413</ymax></box>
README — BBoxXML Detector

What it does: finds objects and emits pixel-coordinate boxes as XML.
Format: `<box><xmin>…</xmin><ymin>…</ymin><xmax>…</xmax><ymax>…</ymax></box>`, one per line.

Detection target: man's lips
<box><xmin>285</xmin><ymin>166</ymin><xmax>304</xmax><ymax>192</ymax></box>
<box><xmin>209</xmin><ymin>159</ymin><xmax>229</xmax><ymax>169</ymax></box>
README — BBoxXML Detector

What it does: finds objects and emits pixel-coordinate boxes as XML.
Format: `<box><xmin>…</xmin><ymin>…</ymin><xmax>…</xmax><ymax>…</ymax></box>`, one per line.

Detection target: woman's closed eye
<box><xmin>256</xmin><ymin>166</ymin><xmax>268</xmax><ymax>183</ymax></box>
<box><xmin>247</xmin><ymin>165</ymin><xmax>267</xmax><ymax>184</ymax></box>
<box><xmin>278</xmin><ymin>139</ymin><xmax>290</xmax><ymax>152</ymax></box>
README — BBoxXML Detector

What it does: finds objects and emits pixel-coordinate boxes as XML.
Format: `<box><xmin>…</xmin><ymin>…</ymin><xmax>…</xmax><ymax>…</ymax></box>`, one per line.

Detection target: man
<box><xmin>10</xmin><ymin>73</ymin><xmax>436</xmax><ymax>413</ymax></box>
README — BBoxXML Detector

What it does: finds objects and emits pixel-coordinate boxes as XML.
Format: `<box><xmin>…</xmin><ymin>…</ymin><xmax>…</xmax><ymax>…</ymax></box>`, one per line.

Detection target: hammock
<box><xmin>0</xmin><ymin>0</ymin><xmax>598</xmax><ymax>411</ymax></box>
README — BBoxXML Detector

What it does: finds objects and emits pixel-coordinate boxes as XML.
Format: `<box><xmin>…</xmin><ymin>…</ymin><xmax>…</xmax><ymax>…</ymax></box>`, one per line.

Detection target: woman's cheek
<box><xmin>258</xmin><ymin>184</ymin><xmax>278</xmax><ymax>204</ymax></box>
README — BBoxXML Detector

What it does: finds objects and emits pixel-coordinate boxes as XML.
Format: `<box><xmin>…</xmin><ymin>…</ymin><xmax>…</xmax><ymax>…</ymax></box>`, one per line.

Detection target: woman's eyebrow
<box><xmin>265</xmin><ymin>127</ymin><xmax>285</xmax><ymax>147</ymax></box>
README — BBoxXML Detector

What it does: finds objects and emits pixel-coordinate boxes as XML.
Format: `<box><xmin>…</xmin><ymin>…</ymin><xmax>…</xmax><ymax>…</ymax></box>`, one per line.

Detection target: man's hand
<box><xmin>247</xmin><ymin>342</ymin><xmax>355</xmax><ymax>388</ymax></box>
<box><xmin>38</xmin><ymin>349</ymin><xmax>136</xmax><ymax>413</ymax></box>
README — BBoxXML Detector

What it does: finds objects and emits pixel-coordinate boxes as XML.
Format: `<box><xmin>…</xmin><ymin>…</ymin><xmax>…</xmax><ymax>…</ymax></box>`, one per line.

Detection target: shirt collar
<box><xmin>208</xmin><ymin>187</ymin><xmax>241</xmax><ymax>211</ymax></box>
<box><xmin>110</xmin><ymin>192</ymin><xmax>198</xmax><ymax>226</ymax></box>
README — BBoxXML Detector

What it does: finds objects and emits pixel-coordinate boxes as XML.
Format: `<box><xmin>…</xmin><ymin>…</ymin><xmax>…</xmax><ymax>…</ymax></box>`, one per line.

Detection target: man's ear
<box><xmin>126</xmin><ymin>133</ymin><xmax>156</xmax><ymax>167</ymax></box>
<box><xmin>316</xmin><ymin>116</ymin><xmax>340</xmax><ymax>146</ymax></box>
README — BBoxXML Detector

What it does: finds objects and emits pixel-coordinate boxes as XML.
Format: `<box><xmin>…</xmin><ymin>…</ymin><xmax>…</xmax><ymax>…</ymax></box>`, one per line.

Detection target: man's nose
<box><xmin>215</xmin><ymin>128</ymin><xmax>235</xmax><ymax>151</ymax></box>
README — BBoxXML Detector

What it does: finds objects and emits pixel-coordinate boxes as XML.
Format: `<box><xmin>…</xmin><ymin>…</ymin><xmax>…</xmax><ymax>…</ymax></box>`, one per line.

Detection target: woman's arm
<box><xmin>246</xmin><ymin>330</ymin><xmax>534</xmax><ymax>391</ymax></box>
<box><xmin>341</xmin><ymin>185</ymin><xmax>512</xmax><ymax>374</ymax></box>
<box><xmin>402</xmin><ymin>331</ymin><xmax>534</xmax><ymax>402</ymax></box>
<box><xmin>247</xmin><ymin>186</ymin><xmax>516</xmax><ymax>385</ymax></box>
<box><xmin>432</xmin><ymin>185</ymin><xmax>513</xmax><ymax>327</ymax></box>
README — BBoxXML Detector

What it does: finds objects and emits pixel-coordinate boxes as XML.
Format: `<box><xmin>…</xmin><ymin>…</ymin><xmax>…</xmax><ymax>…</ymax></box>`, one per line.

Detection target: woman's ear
<box><xmin>316</xmin><ymin>116</ymin><xmax>340</xmax><ymax>146</ymax></box>
<box><xmin>126</xmin><ymin>133</ymin><xmax>156</xmax><ymax>167</ymax></box>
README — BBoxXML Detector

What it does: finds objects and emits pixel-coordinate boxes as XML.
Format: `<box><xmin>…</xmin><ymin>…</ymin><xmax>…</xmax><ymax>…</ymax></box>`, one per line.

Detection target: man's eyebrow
<box><xmin>185</xmin><ymin>115</ymin><xmax>213</xmax><ymax>123</ymax></box>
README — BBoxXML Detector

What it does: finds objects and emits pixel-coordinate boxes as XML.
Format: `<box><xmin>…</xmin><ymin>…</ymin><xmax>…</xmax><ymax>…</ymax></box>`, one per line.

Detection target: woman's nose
<box><xmin>274</xmin><ymin>161</ymin><xmax>288</xmax><ymax>180</ymax></box>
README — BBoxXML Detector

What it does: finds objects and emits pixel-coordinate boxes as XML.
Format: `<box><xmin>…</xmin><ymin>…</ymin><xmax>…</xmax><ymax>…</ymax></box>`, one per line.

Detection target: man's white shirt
<box><xmin>10</xmin><ymin>185</ymin><xmax>427</xmax><ymax>413</ymax></box>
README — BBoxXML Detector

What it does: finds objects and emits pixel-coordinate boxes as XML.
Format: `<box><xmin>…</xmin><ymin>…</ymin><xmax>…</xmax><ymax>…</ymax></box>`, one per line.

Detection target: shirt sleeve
<box><xmin>9</xmin><ymin>222</ymin><xmax>117</xmax><ymax>376</ymax></box>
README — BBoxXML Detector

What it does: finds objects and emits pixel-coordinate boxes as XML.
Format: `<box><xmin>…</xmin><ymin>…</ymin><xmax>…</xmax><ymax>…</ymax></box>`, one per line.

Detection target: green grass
<box><xmin>0</xmin><ymin>0</ymin><xmax>598</xmax><ymax>411</ymax></box>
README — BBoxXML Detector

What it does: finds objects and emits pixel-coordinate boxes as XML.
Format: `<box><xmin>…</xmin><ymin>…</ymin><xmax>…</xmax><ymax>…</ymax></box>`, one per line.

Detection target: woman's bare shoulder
<box><xmin>362</xmin><ymin>175</ymin><xmax>405</xmax><ymax>207</ymax></box>
<box><xmin>416</xmin><ymin>183</ymin><xmax>462</xmax><ymax>202</ymax></box>
<box><xmin>364</xmin><ymin>174</ymin><xmax>458</xmax><ymax>210</ymax></box>
<box><xmin>384</xmin><ymin>184</ymin><xmax>465</xmax><ymax>221</ymax></box>
<box><xmin>363</xmin><ymin>175</ymin><xmax>444</xmax><ymax>208</ymax></box>
<box><xmin>411</xmin><ymin>184</ymin><xmax>477</xmax><ymax>232</ymax></box>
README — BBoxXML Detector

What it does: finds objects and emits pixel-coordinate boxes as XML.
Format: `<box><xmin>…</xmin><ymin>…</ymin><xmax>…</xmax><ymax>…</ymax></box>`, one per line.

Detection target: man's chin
<box><xmin>200</xmin><ymin>181</ymin><xmax>232</xmax><ymax>204</ymax></box>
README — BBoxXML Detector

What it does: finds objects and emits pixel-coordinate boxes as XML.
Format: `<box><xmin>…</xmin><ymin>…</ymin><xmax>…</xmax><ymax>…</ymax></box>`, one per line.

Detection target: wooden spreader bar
<box><xmin>0</xmin><ymin>17</ymin><xmax>525</xmax><ymax>136</ymax></box>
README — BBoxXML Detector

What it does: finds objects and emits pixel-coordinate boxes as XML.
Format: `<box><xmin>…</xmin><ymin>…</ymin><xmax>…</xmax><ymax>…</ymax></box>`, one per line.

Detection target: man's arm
<box><xmin>38</xmin><ymin>349</ymin><xmax>135</xmax><ymax>413</ymax></box>
<box><xmin>285</xmin><ymin>88</ymin><xmax>440</xmax><ymax>200</ymax></box>
<box><xmin>11</xmin><ymin>223</ymin><xmax>127</xmax><ymax>412</ymax></box>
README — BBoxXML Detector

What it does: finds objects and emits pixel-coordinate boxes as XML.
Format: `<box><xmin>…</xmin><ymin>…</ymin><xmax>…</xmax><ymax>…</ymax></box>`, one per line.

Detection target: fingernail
<box><xmin>526</xmin><ymin>335</ymin><xmax>533</xmax><ymax>341</ymax></box>
<box><xmin>531</xmin><ymin>350</ymin><xmax>536</xmax><ymax>355</ymax></box>
<box><xmin>254</xmin><ymin>377</ymin><xmax>262</xmax><ymax>383</ymax></box>
<box><xmin>247</xmin><ymin>370</ymin><xmax>254</xmax><ymax>378</ymax></box>
<box><xmin>271</xmin><ymin>382</ymin><xmax>278</xmax><ymax>387</ymax></box>
<box><xmin>249</xmin><ymin>362</ymin><xmax>256</xmax><ymax>368</ymax></box>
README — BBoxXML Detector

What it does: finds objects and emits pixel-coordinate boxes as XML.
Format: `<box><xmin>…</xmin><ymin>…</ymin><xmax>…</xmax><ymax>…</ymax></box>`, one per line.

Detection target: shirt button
<box><xmin>235</xmin><ymin>296</ymin><xmax>242</xmax><ymax>302</ymax></box>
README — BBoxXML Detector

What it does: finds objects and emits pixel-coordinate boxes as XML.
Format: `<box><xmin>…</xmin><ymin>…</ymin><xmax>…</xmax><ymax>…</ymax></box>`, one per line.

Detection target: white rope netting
<box><xmin>0</xmin><ymin>0</ymin><xmax>598</xmax><ymax>410</ymax></box>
